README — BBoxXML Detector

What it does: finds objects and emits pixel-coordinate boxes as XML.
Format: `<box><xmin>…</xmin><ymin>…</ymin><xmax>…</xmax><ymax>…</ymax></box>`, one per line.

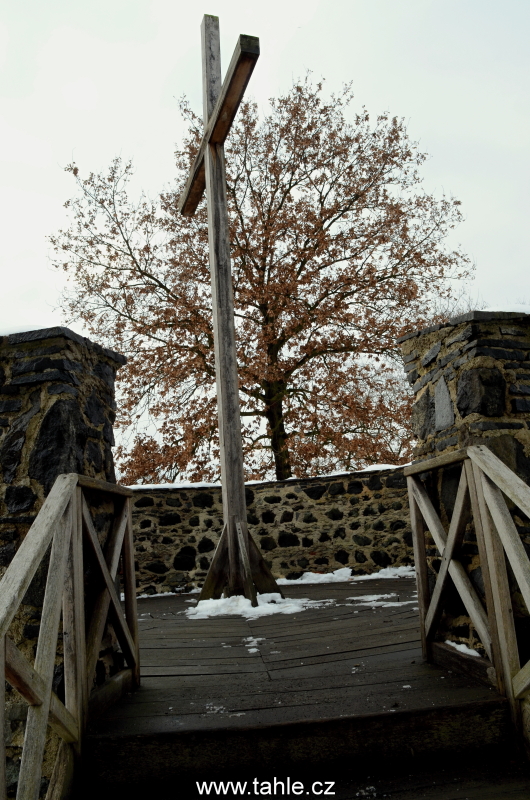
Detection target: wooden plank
<box><xmin>468</xmin><ymin>444</ymin><xmax>530</xmax><ymax>520</ymax></box>
<box><xmin>0</xmin><ymin>473</ymin><xmax>76</xmax><ymax>640</ymax></box>
<box><xmin>5</xmin><ymin>637</ymin><xmax>78</xmax><ymax>743</ymax></box>
<box><xmin>425</xmin><ymin>467</ymin><xmax>470</xmax><ymax>637</ymax></box>
<box><xmin>409</xmin><ymin>477</ymin><xmax>492</xmax><ymax>660</ymax></box>
<box><xmin>481</xmin><ymin>473</ymin><xmax>530</xmax><ymax>613</ymax></box>
<box><xmin>123</xmin><ymin>499</ymin><xmax>140</xmax><ymax>687</ymax></box>
<box><xmin>404</xmin><ymin>447</ymin><xmax>468</xmax><ymax>477</ymax></box>
<box><xmin>17</xmin><ymin>502</ymin><xmax>73</xmax><ymax>800</ymax></box>
<box><xmin>407</xmin><ymin>478</ymin><xmax>430</xmax><ymax>660</ymax></box>
<box><xmin>472</xmin><ymin>463</ymin><xmax>521</xmax><ymax>727</ymax></box>
<box><xmin>178</xmin><ymin>31</ymin><xmax>260</xmax><ymax>216</ymax></box>
<box><xmin>513</xmin><ymin>658</ymin><xmax>530</xmax><ymax>699</ymax></box>
<box><xmin>44</xmin><ymin>740</ymin><xmax>74</xmax><ymax>800</ymax></box>
<box><xmin>0</xmin><ymin>635</ymin><xmax>5</xmax><ymax>800</ymax></box>
<box><xmin>235</xmin><ymin>520</ymin><xmax>257</xmax><ymax>606</ymax></box>
<box><xmin>76</xmin><ymin>474</ymin><xmax>133</xmax><ymax>497</ymax></box>
<box><xmin>82</xmin><ymin>498</ymin><xmax>138</xmax><ymax>674</ymax></box>
<box><xmin>465</xmin><ymin>460</ymin><xmax>505</xmax><ymax>695</ymax></box>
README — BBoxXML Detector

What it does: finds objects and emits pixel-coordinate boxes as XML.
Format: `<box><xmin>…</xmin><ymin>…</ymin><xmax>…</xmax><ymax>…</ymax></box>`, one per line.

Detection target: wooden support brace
<box><xmin>409</xmin><ymin>476</ymin><xmax>492</xmax><ymax>660</ymax></box>
<box><xmin>0</xmin><ymin>473</ymin><xmax>77</xmax><ymax>640</ymax></box>
<box><xmin>85</xmin><ymin>498</ymin><xmax>129</xmax><ymax>689</ymax></box>
<box><xmin>199</xmin><ymin>524</ymin><xmax>229</xmax><ymax>601</ymax></box>
<box><xmin>424</xmin><ymin>467</ymin><xmax>470</xmax><ymax>638</ymax></box>
<box><xmin>82</xmin><ymin>498</ymin><xmax>137</xmax><ymax>676</ymax></box>
<box><xmin>235</xmin><ymin>520</ymin><xmax>257</xmax><ymax>607</ymax></box>
<box><xmin>5</xmin><ymin>638</ymin><xmax>78</xmax><ymax>743</ymax></box>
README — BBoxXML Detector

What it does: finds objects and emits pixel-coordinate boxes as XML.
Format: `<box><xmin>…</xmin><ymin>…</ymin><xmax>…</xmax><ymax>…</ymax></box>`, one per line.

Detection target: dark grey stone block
<box><xmin>5</xmin><ymin>486</ymin><xmax>37</xmax><ymax>513</ymax></box>
<box><xmin>510</xmin><ymin>384</ymin><xmax>530</xmax><ymax>395</ymax></box>
<box><xmin>512</xmin><ymin>398</ymin><xmax>530</xmax><ymax>413</ymax></box>
<box><xmin>435</xmin><ymin>435</ymin><xmax>459</xmax><ymax>451</ymax></box>
<box><xmin>28</xmin><ymin>399</ymin><xmax>87</xmax><ymax>492</ymax></box>
<box><xmin>278</xmin><ymin>532</ymin><xmax>299</xmax><ymax>547</ymax></box>
<box><xmin>0</xmin><ymin>400</ymin><xmax>21</xmax><ymax>413</ymax></box>
<box><xmin>470</xmin><ymin>421</ymin><xmax>524</xmax><ymax>431</ymax></box>
<box><xmin>445</xmin><ymin>325</ymin><xmax>473</xmax><ymax>346</ymax></box>
<box><xmin>0</xmin><ymin>391</ymin><xmax>41</xmax><ymax>483</ymax></box>
<box><xmin>47</xmin><ymin>384</ymin><xmax>78</xmax><ymax>397</ymax></box>
<box><xmin>303</xmin><ymin>484</ymin><xmax>327</xmax><ymax>500</ymax></box>
<box><xmin>456</xmin><ymin>367</ymin><xmax>506</xmax><ymax>418</ymax></box>
<box><xmin>421</xmin><ymin>342</ymin><xmax>441</xmax><ymax>367</ymax></box>
<box><xmin>11</xmin><ymin>370</ymin><xmax>81</xmax><ymax>386</ymax></box>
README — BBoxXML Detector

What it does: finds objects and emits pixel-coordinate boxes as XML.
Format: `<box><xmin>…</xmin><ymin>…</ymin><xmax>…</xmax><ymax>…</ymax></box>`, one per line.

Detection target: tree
<box><xmin>50</xmin><ymin>78</ymin><xmax>471</xmax><ymax>483</ymax></box>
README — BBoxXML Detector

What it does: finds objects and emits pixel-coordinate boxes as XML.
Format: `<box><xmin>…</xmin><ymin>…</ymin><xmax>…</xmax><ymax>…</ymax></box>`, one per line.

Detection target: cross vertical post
<box><xmin>201</xmin><ymin>15</ymin><xmax>247</xmax><ymax>597</ymax></box>
<box><xmin>179</xmin><ymin>15</ymin><xmax>283</xmax><ymax>604</ymax></box>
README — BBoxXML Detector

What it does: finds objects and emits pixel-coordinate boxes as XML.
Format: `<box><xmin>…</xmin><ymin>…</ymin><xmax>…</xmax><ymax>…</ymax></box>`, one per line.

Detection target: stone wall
<box><xmin>400</xmin><ymin>310</ymin><xmax>530</xmax><ymax>657</ymax></box>
<box><xmin>131</xmin><ymin>468</ymin><xmax>412</xmax><ymax>595</ymax></box>
<box><xmin>0</xmin><ymin>326</ymin><xmax>125</xmax><ymax>796</ymax></box>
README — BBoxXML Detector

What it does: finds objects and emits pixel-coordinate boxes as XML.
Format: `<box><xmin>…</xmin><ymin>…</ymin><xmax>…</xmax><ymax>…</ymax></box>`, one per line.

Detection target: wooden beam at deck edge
<box><xmin>178</xmin><ymin>34</ymin><xmax>259</xmax><ymax>217</ymax></box>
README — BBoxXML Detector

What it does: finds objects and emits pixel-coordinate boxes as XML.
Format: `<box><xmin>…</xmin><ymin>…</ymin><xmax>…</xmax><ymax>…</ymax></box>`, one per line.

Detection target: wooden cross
<box><xmin>178</xmin><ymin>15</ymin><xmax>283</xmax><ymax>606</ymax></box>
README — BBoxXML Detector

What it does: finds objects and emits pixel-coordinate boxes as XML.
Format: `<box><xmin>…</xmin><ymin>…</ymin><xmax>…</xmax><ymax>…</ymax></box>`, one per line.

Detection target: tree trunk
<box><xmin>264</xmin><ymin>383</ymin><xmax>292</xmax><ymax>481</ymax></box>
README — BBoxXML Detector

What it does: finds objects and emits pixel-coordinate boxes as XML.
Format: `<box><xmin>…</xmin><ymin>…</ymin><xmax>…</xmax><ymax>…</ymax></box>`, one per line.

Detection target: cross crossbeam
<box><xmin>178</xmin><ymin>33</ymin><xmax>259</xmax><ymax>217</ymax></box>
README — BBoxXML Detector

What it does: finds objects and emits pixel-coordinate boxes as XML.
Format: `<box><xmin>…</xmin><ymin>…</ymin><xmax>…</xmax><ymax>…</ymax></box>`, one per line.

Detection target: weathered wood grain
<box><xmin>465</xmin><ymin>460</ymin><xmax>505</xmax><ymax>695</ymax></box>
<box><xmin>410</xmin><ymin>476</ymin><xmax>492</xmax><ymax>659</ymax></box>
<box><xmin>472</xmin><ymin>463</ymin><xmax>521</xmax><ymax>727</ymax></box>
<box><xmin>404</xmin><ymin>447</ymin><xmax>469</xmax><ymax>476</ymax></box>
<box><xmin>468</xmin><ymin>444</ymin><xmax>530</xmax><ymax>520</ymax></box>
<box><xmin>82</xmin><ymin>497</ymin><xmax>137</xmax><ymax>672</ymax></box>
<box><xmin>17</xmin><ymin>503</ymin><xmax>73</xmax><ymax>800</ymax></box>
<box><xmin>0</xmin><ymin>473</ymin><xmax>76</xmax><ymax>639</ymax></box>
<box><xmin>425</xmin><ymin>467</ymin><xmax>470</xmax><ymax>637</ymax></box>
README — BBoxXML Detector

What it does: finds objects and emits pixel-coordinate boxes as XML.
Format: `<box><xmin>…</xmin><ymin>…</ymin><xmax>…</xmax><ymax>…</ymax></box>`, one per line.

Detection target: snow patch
<box><xmin>185</xmin><ymin>593</ymin><xmax>335</xmax><ymax>620</ymax></box>
<box><xmin>127</xmin><ymin>464</ymin><xmax>408</xmax><ymax>491</ymax></box>
<box><xmin>445</xmin><ymin>640</ymin><xmax>481</xmax><ymax>657</ymax></box>
<box><xmin>277</xmin><ymin>564</ymin><xmax>415</xmax><ymax>585</ymax></box>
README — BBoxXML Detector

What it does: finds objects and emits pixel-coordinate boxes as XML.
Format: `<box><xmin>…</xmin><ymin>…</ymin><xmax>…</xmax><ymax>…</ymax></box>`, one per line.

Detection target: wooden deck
<box><xmin>84</xmin><ymin>577</ymin><xmax>525</xmax><ymax>796</ymax></box>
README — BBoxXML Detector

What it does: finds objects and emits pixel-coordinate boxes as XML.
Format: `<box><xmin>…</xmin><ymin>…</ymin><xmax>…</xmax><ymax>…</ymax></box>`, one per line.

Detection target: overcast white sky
<box><xmin>1</xmin><ymin>0</ymin><xmax>529</xmax><ymax>336</ymax></box>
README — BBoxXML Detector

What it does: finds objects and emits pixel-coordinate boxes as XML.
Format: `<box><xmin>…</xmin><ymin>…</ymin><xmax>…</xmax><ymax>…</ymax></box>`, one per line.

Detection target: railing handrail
<box><xmin>407</xmin><ymin>444</ymin><xmax>530</xmax><ymax>741</ymax></box>
<box><xmin>0</xmin><ymin>472</ymin><xmax>139</xmax><ymax>800</ymax></box>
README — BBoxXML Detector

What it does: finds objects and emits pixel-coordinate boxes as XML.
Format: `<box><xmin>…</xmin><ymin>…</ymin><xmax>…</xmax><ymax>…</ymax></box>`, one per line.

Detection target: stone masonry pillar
<box><xmin>400</xmin><ymin>310</ymin><xmax>530</xmax><ymax>474</ymax></box>
<box><xmin>0</xmin><ymin>326</ymin><xmax>125</xmax><ymax>794</ymax></box>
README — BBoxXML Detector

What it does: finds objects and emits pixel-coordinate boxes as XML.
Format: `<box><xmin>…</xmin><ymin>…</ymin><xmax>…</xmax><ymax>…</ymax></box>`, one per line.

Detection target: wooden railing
<box><xmin>406</xmin><ymin>444</ymin><xmax>530</xmax><ymax>730</ymax></box>
<box><xmin>0</xmin><ymin>473</ymin><xmax>139</xmax><ymax>800</ymax></box>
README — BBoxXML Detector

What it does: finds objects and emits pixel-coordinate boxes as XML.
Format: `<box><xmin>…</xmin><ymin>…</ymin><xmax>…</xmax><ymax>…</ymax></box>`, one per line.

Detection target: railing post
<box><xmin>122</xmin><ymin>498</ymin><xmax>140</xmax><ymax>687</ymax></box>
<box><xmin>63</xmin><ymin>487</ymin><xmax>87</xmax><ymax>753</ymax></box>
<box><xmin>407</xmin><ymin>477</ymin><xmax>431</xmax><ymax>661</ymax></box>
<box><xmin>472</xmin><ymin>462</ymin><xmax>521</xmax><ymax>728</ymax></box>
<box><xmin>464</xmin><ymin>460</ymin><xmax>505</xmax><ymax>695</ymax></box>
